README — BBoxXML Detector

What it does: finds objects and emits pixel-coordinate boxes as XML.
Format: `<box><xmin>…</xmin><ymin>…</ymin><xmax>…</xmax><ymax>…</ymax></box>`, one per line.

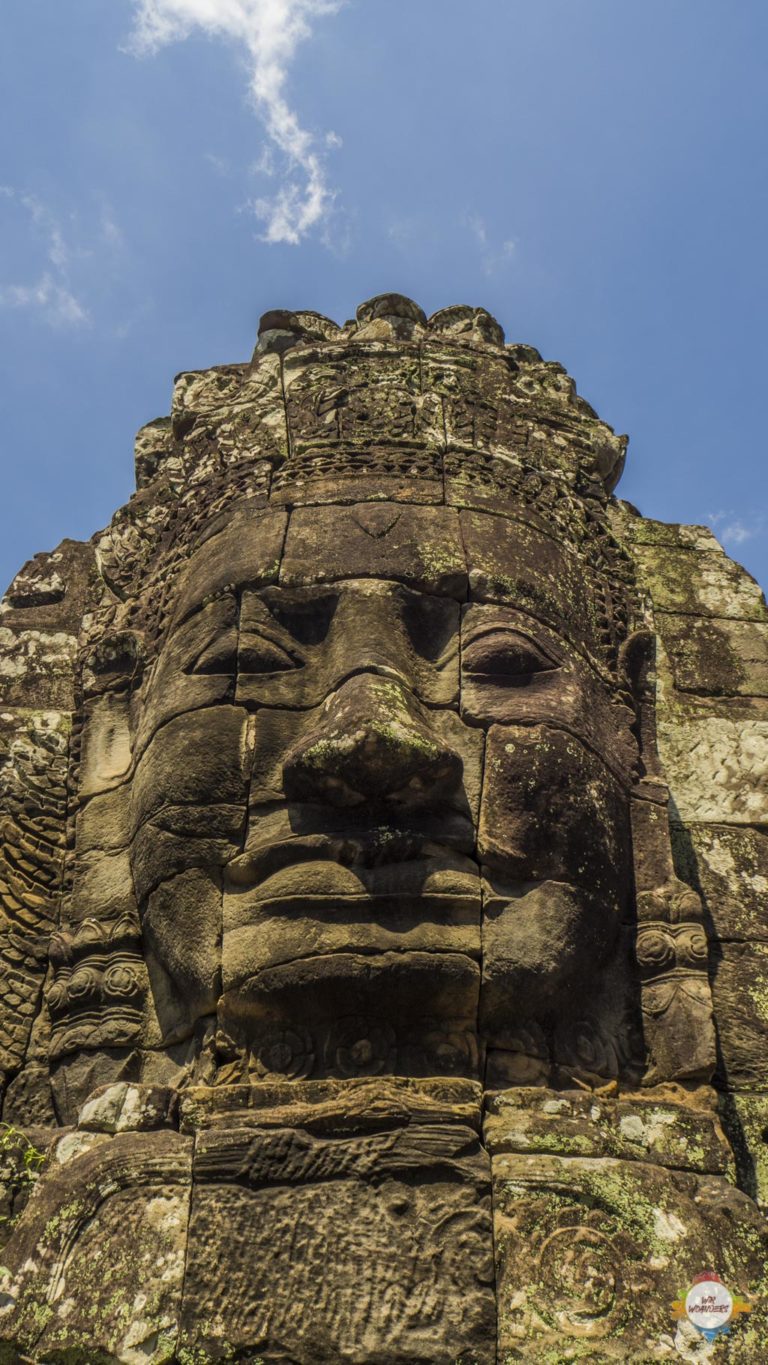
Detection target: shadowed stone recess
<box><xmin>0</xmin><ymin>294</ymin><xmax>765</xmax><ymax>1362</ymax></box>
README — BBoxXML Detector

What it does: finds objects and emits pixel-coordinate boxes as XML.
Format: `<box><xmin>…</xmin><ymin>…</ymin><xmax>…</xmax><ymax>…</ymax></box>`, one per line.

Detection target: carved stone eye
<box><xmin>462</xmin><ymin>630</ymin><xmax>558</xmax><ymax>681</ymax></box>
<box><xmin>189</xmin><ymin>629</ymin><xmax>303</xmax><ymax>675</ymax></box>
<box><xmin>266</xmin><ymin>592</ymin><xmax>338</xmax><ymax>646</ymax></box>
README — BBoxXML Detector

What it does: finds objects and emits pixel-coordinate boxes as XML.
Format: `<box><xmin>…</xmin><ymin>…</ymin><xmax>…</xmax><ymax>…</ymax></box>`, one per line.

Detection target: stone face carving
<box><xmin>0</xmin><ymin>295</ymin><xmax>766</xmax><ymax>1361</ymax></box>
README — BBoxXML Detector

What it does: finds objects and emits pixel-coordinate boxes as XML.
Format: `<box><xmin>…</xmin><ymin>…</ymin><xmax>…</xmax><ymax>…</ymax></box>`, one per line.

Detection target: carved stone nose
<box><xmin>283</xmin><ymin>674</ymin><xmax>463</xmax><ymax>807</ymax></box>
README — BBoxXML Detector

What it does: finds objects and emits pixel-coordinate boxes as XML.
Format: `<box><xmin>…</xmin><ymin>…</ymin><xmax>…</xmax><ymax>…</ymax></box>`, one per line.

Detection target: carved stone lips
<box><xmin>222</xmin><ymin>837</ymin><xmax>482</xmax><ymax>989</ymax></box>
<box><xmin>226</xmin><ymin>826</ymin><xmax>478</xmax><ymax>890</ymax></box>
<box><xmin>227</xmin><ymin>855</ymin><xmax>480</xmax><ymax>904</ymax></box>
<box><xmin>220</xmin><ymin>949</ymin><xmax>482</xmax><ymax>1028</ymax></box>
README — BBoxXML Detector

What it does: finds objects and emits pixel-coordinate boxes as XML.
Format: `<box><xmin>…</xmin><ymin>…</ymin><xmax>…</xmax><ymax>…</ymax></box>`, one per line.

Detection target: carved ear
<box><xmin>81</xmin><ymin>630</ymin><xmax>146</xmax><ymax>699</ymax></box>
<box><xmin>619</xmin><ymin>628</ymin><xmax>655</xmax><ymax>704</ymax></box>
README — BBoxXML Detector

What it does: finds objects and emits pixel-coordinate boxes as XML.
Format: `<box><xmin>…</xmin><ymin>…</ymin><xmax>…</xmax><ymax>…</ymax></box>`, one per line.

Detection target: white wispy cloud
<box><xmin>707</xmin><ymin>510</ymin><xmax>766</xmax><ymax>548</ymax></box>
<box><xmin>722</xmin><ymin>521</ymin><xmax>754</xmax><ymax>546</ymax></box>
<box><xmin>204</xmin><ymin>151</ymin><xmax>234</xmax><ymax>177</ymax></box>
<box><xmin>127</xmin><ymin>0</ymin><xmax>345</xmax><ymax>245</ymax></box>
<box><xmin>0</xmin><ymin>275</ymin><xmax>88</xmax><ymax>327</ymax></box>
<box><xmin>0</xmin><ymin>188</ymin><xmax>90</xmax><ymax>327</ymax></box>
<box><xmin>386</xmin><ymin>214</ymin><xmax>423</xmax><ymax>248</ymax></box>
<box><xmin>465</xmin><ymin>212</ymin><xmax>516</xmax><ymax>277</ymax></box>
<box><xmin>0</xmin><ymin>189</ymin><xmax>129</xmax><ymax>330</ymax></box>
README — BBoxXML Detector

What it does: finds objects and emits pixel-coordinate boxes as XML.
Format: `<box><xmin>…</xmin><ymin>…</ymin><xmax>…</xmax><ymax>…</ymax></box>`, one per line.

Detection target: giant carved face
<box><xmin>75</xmin><ymin>492</ymin><xmax>636</xmax><ymax>1087</ymax></box>
<box><xmin>52</xmin><ymin>302</ymin><xmax>649</xmax><ymax>1096</ymax></box>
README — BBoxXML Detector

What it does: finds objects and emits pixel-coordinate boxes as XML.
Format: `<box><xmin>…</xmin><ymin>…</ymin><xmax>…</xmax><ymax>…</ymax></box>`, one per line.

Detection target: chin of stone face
<box><xmin>0</xmin><ymin>293</ymin><xmax>765</xmax><ymax>1363</ymax></box>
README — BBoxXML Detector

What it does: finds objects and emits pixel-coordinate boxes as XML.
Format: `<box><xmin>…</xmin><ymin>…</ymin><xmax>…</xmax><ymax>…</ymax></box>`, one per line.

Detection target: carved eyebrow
<box><xmin>260</xmin><ymin>585</ymin><xmax>340</xmax><ymax>607</ymax></box>
<box><xmin>169</xmin><ymin>601</ymin><xmax>237</xmax><ymax>664</ymax></box>
<box><xmin>169</xmin><ymin>583</ymin><xmax>238</xmax><ymax>633</ymax></box>
<box><xmin>461</xmin><ymin>622</ymin><xmax>563</xmax><ymax>661</ymax></box>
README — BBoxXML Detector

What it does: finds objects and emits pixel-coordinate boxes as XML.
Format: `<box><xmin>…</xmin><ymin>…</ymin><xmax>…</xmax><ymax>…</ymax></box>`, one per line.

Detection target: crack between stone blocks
<box><xmin>652</xmin><ymin>606</ymin><xmax>766</xmax><ymax>624</ymax></box>
<box><xmin>175</xmin><ymin>1124</ymin><xmax>197</xmax><ymax>1362</ymax></box>
<box><xmin>277</xmin><ymin>348</ymin><xmax>293</xmax><ymax>468</ymax></box>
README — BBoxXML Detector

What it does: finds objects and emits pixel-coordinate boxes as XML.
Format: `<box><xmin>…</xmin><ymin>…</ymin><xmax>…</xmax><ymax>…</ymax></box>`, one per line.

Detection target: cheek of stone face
<box><xmin>480</xmin><ymin>880</ymin><xmax>622</xmax><ymax>1038</ymax></box>
<box><xmin>126</xmin><ymin>705</ymin><xmax>251</xmax><ymax>1034</ymax></box>
<box><xmin>142</xmin><ymin>867</ymin><xmax>223</xmax><ymax>1036</ymax></box>
<box><xmin>478</xmin><ymin>723</ymin><xmax>632</xmax><ymax>1036</ymax></box>
<box><xmin>478</xmin><ymin>724</ymin><xmax>631</xmax><ymax>900</ymax></box>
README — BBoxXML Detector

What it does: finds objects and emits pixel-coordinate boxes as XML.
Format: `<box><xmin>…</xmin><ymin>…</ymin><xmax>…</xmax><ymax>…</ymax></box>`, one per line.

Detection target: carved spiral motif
<box><xmin>429</xmin><ymin>1210</ymin><xmax>495</xmax><ymax>1288</ymax></box>
<box><xmin>636</xmin><ymin>929</ymin><xmax>676</xmax><ymax>972</ymax></box>
<box><xmin>505</xmin><ymin>1023</ymin><xmax>549</xmax><ymax>1062</ymax></box>
<box><xmin>636</xmin><ymin>925</ymin><xmax>709</xmax><ymax>974</ymax></box>
<box><xmin>678</xmin><ymin>927</ymin><xmax>708</xmax><ymax>966</ymax></box>
<box><xmin>66</xmin><ymin>968</ymin><xmax>99</xmax><ymax>1002</ymax></box>
<box><xmin>334</xmin><ymin>1017</ymin><xmax>395</xmax><ymax>1077</ymax></box>
<box><xmin>252</xmin><ymin>1026</ymin><xmax>314</xmax><ymax>1080</ymax></box>
<box><xmin>45</xmin><ymin>980</ymin><xmax>69</xmax><ymax>1015</ymax></box>
<box><xmin>556</xmin><ymin>1017</ymin><xmax>624</xmax><ymax>1079</ymax></box>
<box><xmin>103</xmin><ymin>964</ymin><xmax>142</xmax><ymax>999</ymax></box>
<box><xmin>422</xmin><ymin>1027</ymin><xmax>478</xmax><ymax>1077</ymax></box>
<box><xmin>536</xmin><ymin>1224</ymin><xmax>620</xmax><ymax>1336</ymax></box>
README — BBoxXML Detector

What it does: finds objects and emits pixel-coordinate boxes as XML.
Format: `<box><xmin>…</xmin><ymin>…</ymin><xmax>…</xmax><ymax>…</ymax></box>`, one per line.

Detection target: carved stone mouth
<box><xmin>226</xmin><ymin>859</ymin><xmax>480</xmax><ymax>908</ymax></box>
<box><xmin>227</xmin><ymin>828</ymin><xmax>478</xmax><ymax>887</ymax></box>
<box><xmin>222</xmin><ymin>850</ymin><xmax>482</xmax><ymax>994</ymax></box>
<box><xmin>219</xmin><ymin>949</ymin><xmax>481</xmax><ymax>1027</ymax></box>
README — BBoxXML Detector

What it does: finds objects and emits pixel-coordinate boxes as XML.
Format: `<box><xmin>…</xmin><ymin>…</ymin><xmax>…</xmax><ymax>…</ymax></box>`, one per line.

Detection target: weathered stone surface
<box><xmin>0</xmin><ymin>293</ymin><xmax>765</xmax><ymax>1359</ymax></box>
<box><xmin>485</xmin><ymin>1085</ymin><xmax>734</xmax><ymax>1176</ymax></box>
<box><xmin>179</xmin><ymin>1119</ymin><xmax>496</xmax><ymax>1363</ymax></box>
<box><xmin>0</xmin><ymin>539</ymin><xmax>97</xmax><ymax>630</ymax></box>
<box><xmin>630</xmin><ymin>541</ymin><xmax>766</xmax><ymax>619</ymax></box>
<box><xmin>1</xmin><ymin>1062</ymin><xmax>56</xmax><ymax>1127</ymax></box>
<box><xmin>281</xmin><ymin>502</ymin><xmax>469</xmax><ymax>596</ymax></box>
<box><xmin>461</xmin><ymin>509</ymin><xmax>607</xmax><ymax>658</ymax></box>
<box><xmin>77</xmin><ymin>1081</ymin><xmax>178</xmax><ymax>1133</ymax></box>
<box><xmin>169</xmin><ymin>507</ymin><xmax>287</xmax><ymax>630</ymax></box>
<box><xmin>615</xmin><ymin>510</ymin><xmax>721</xmax><ymax>552</ymax></box>
<box><xmin>493</xmin><ymin>1152</ymin><xmax>767</xmax><ymax>1361</ymax></box>
<box><xmin>0</xmin><ymin>1130</ymin><xmax>191</xmax><ymax>1362</ymax></box>
<box><xmin>719</xmin><ymin>1091</ymin><xmax>768</xmax><ymax>1209</ymax></box>
<box><xmin>0</xmin><ymin>625</ymin><xmax>79</xmax><ymax>710</ymax></box>
<box><xmin>134</xmin><ymin>416</ymin><xmax>175</xmax><ymax>490</ymax></box>
<box><xmin>659</xmin><ymin>714</ymin><xmax>768</xmax><ymax>823</ymax></box>
<box><xmin>460</xmin><ymin>601</ymin><xmax>637</xmax><ymax>771</ymax></box>
<box><xmin>0</xmin><ymin>1122</ymin><xmax>50</xmax><ymax>1250</ymax></box>
<box><xmin>709</xmin><ymin>939</ymin><xmax>768</xmax><ymax>1090</ymax></box>
<box><xmin>661</xmin><ymin>614</ymin><xmax>768</xmax><ymax>697</ymax></box>
<box><xmin>179</xmin><ymin>1075</ymin><xmax>483</xmax><ymax>1132</ymax></box>
<box><xmin>671</xmin><ymin>821</ymin><xmax>768</xmax><ymax>941</ymax></box>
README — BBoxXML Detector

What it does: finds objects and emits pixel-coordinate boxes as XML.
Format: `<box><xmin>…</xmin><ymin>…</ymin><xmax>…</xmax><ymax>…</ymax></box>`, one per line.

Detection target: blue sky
<box><xmin>1</xmin><ymin>1</ymin><xmax>767</xmax><ymax>593</ymax></box>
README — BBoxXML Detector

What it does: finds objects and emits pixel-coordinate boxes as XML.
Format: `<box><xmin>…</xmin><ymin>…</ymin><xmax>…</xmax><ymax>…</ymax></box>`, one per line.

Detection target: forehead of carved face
<box><xmin>83</xmin><ymin>500</ymin><xmax>637</xmax><ymax>1081</ymax></box>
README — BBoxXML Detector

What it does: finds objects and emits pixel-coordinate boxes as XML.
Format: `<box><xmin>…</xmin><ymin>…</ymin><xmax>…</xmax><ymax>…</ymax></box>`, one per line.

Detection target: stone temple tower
<box><xmin>0</xmin><ymin>294</ymin><xmax>766</xmax><ymax>1361</ymax></box>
